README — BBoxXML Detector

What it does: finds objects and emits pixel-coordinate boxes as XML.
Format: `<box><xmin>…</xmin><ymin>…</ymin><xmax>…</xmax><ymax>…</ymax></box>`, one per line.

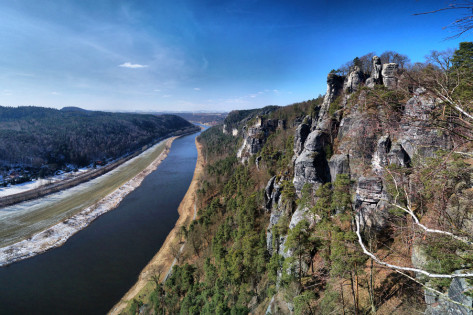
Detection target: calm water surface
<box><xmin>0</xmin><ymin>129</ymin><xmax>202</xmax><ymax>315</ymax></box>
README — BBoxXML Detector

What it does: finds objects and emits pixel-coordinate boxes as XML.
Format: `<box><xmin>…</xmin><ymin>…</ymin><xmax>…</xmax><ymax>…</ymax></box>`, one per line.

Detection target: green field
<box><xmin>0</xmin><ymin>140</ymin><xmax>168</xmax><ymax>247</ymax></box>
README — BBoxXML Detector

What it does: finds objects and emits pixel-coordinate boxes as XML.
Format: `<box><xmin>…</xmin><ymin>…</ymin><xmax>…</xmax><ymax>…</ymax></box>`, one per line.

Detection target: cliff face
<box><xmin>233</xmin><ymin>56</ymin><xmax>469</xmax><ymax>314</ymax></box>
<box><xmin>139</xmin><ymin>54</ymin><xmax>472</xmax><ymax>315</ymax></box>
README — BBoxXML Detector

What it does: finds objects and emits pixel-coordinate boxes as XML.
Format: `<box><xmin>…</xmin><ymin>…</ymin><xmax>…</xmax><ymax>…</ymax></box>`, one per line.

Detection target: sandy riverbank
<box><xmin>109</xmin><ymin>137</ymin><xmax>204</xmax><ymax>315</ymax></box>
<box><xmin>0</xmin><ymin>137</ymin><xmax>176</xmax><ymax>267</ymax></box>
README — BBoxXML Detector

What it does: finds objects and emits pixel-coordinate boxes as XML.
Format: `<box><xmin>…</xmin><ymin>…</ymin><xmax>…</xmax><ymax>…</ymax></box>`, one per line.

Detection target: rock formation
<box><xmin>344</xmin><ymin>66</ymin><xmax>364</xmax><ymax>93</ymax></box>
<box><xmin>381</xmin><ymin>62</ymin><xmax>399</xmax><ymax>89</ymax></box>
<box><xmin>237</xmin><ymin>116</ymin><xmax>284</xmax><ymax>162</ymax></box>
<box><xmin>366</xmin><ymin>56</ymin><xmax>383</xmax><ymax>87</ymax></box>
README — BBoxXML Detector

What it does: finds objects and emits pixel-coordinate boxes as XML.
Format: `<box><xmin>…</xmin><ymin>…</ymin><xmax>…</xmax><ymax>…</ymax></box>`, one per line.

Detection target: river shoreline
<box><xmin>109</xmin><ymin>137</ymin><xmax>204</xmax><ymax>315</ymax></box>
<box><xmin>0</xmin><ymin>137</ymin><xmax>177</xmax><ymax>267</ymax></box>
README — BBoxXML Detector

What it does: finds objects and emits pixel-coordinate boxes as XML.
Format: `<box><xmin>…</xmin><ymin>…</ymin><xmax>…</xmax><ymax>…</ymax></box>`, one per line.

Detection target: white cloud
<box><xmin>273</xmin><ymin>89</ymin><xmax>280</xmax><ymax>93</ymax></box>
<box><xmin>163</xmin><ymin>94</ymin><xmax>172</xmax><ymax>98</ymax></box>
<box><xmin>51</xmin><ymin>91</ymin><xmax>60</xmax><ymax>95</ymax></box>
<box><xmin>193</xmin><ymin>88</ymin><xmax>201</xmax><ymax>91</ymax></box>
<box><xmin>119</xmin><ymin>62</ymin><xmax>148</xmax><ymax>69</ymax></box>
<box><xmin>153</xmin><ymin>89</ymin><xmax>161</xmax><ymax>92</ymax></box>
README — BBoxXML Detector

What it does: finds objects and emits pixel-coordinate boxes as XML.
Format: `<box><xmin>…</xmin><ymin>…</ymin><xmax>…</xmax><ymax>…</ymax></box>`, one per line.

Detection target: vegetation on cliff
<box><xmin>123</xmin><ymin>43</ymin><xmax>473</xmax><ymax>315</ymax></box>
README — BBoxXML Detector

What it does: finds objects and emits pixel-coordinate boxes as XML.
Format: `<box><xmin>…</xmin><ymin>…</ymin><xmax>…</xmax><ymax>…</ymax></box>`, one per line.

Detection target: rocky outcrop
<box><xmin>265</xmin><ymin>176</ymin><xmax>287</xmax><ymax>255</ymax></box>
<box><xmin>382</xmin><ymin>63</ymin><xmax>399</xmax><ymax>89</ymax></box>
<box><xmin>237</xmin><ymin>116</ymin><xmax>284</xmax><ymax>162</ymax></box>
<box><xmin>266</xmin><ymin>209</ymin><xmax>284</xmax><ymax>255</ymax></box>
<box><xmin>294</xmin><ymin>121</ymin><xmax>311</xmax><ymax>156</ymax></box>
<box><xmin>387</xmin><ymin>142</ymin><xmax>411</xmax><ymax>167</ymax></box>
<box><xmin>344</xmin><ymin>66</ymin><xmax>364</xmax><ymax>93</ymax></box>
<box><xmin>400</xmin><ymin>90</ymin><xmax>452</xmax><ymax>158</ymax></box>
<box><xmin>293</xmin><ymin>130</ymin><xmax>330</xmax><ymax>194</ymax></box>
<box><xmin>355</xmin><ymin>176</ymin><xmax>389</xmax><ymax>230</ymax></box>
<box><xmin>328</xmin><ymin>154</ymin><xmax>350</xmax><ymax>181</ymax></box>
<box><xmin>265</xmin><ymin>176</ymin><xmax>282</xmax><ymax>211</ymax></box>
<box><xmin>412</xmin><ymin>243</ymin><xmax>473</xmax><ymax>314</ymax></box>
<box><xmin>366</xmin><ymin>56</ymin><xmax>383</xmax><ymax>88</ymax></box>
<box><xmin>315</xmin><ymin>73</ymin><xmax>344</xmax><ymax>131</ymax></box>
<box><xmin>372</xmin><ymin>135</ymin><xmax>410</xmax><ymax>172</ymax></box>
<box><xmin>422</xmin><ymin>272</ymin><xmax>473</xmax><ymax>315</ymax></box>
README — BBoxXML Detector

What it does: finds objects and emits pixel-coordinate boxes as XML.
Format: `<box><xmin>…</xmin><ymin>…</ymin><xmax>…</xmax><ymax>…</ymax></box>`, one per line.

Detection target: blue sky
<box><xmin>0</xmin><ymin>0</ymin><xmax>468</xmax><ymax>112</ymax></box>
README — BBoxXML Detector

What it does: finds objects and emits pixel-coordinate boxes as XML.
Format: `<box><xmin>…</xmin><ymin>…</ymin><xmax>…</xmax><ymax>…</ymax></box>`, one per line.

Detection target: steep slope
<box><xmin>121</xmin><ymin>46</ymin><xmax>473</xmax><ymax>315</ymax></box>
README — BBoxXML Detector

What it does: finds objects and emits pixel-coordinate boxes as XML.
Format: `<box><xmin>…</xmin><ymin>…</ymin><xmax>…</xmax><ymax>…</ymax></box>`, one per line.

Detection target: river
<box><xmin>0</xmin><ymin>129</ymin><xmax>202</xmax><ymax>315</ymax></box>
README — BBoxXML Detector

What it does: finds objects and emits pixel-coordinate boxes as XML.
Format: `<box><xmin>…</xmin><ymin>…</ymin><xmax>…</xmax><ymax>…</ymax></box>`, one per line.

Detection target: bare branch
<box><xmin>394</xmin><ymin>269</ymin><xmax>473</xmax><ymax>311</ymax></box>
<box><xmin>355</xmin><ymin>215</ymin><xmax>473</xmax><ymax>278</ymax></box>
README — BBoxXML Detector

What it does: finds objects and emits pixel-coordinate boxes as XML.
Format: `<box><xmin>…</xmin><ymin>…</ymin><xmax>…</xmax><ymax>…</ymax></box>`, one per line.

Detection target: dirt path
<box><xmin>109</xmin><ymin>138</ymin><xmax>204</xmax><ymax>315</ymax></box>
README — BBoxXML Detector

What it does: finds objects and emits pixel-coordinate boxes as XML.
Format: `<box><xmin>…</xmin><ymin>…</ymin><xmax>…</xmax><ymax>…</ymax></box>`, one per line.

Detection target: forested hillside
<box><xmin>124</xmin><ymin>43</ymin><xmax>473</xmax><ymax>314</ymax></box>
<box><xmin>0</xmin><ymin>106</ymin><xmax>198</xmax><ymax>171</ymax></box>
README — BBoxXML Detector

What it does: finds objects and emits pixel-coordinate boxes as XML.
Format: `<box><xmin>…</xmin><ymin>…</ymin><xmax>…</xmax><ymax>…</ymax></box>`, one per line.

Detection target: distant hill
<box><xmin>154</xmin><ymin>112</ymin><xmax>228</xmax><ymax>126</ymax></box>
<box><xmin>60</xmin><ymin>106</ymin><xmax>89</xmax><ymax>112</ymax></box>
<box><xmin>0</xmin><ymin>106</ymin><xmax>198</xmax><ymax>168</ymax></box>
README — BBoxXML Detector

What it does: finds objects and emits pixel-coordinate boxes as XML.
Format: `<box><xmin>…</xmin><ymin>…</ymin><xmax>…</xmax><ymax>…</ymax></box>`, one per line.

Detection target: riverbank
<box><xmin>0</xmin><ymin>126</ymin><xmax>199</xmax><ymax>208</ymax></box>
<box><xmin>0</xmin><ymin>137</ymin><xmax>177</xmax><ymax>267</ymax></box>
<box><xmin>110</xmin><ymin>137</ymin><xmax>204</xmax><ymax>315</ymax></box>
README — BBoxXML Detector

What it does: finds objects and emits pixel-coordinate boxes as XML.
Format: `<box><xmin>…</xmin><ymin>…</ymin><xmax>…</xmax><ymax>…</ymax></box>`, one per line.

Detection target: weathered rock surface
<box><xmin>315</xmin><ymin>73</ymin><xmax>344</xmax><ymax>131</ymax></box>
<box><xmin>371</xmin><ymin>135</ymin><xmax>391</xmax><ymax>172</ymax></box>
<box><xmin>264</xmin><ymin>176</ymin><xmax>277</xmax><ymax>210</ymax></box>
<box><xmin>422</xmin><ymin>271</ymin><xmax>473</xmax><ymax>315</ymax></box>
<box><xmin>266</xmin><ymin>209</ymin><xmax>284</xmax><ymax>255</ymax></box>
<box><xmin>328</xmin><ymin>154</ymin><xmax>350</xmax><ymax>181</ymax></box>
<box><xmin>400</xmin><ymin>94</ymin><xmax>452</xmax><ymax>158</ymax></box>
<box><xmin>237</xmin><ymin>116</ymin><xmax>283</xmax><ymax>162</ymax></box>
<box><xmin>382</xmin><ymin>63</ymin><xmax>399</xmax><ymax>89</ymax></box>
<box><xmin>293</xmin><ymin>130</ymin><xmax>330</xmax><ymax>194</ymax></box>
<box><xmin>344</xmin><ymin>66</ymin><xmax>364</xmax><ymax>93</ymax></box>
<box><xmin>355</xmin><ymin>176</ymin><xmax>389</xmax><ymax>230</ymax></box>
<box><xmin>367</xmin><ymin>56</ymin><xmax>383</xmax><ymax>88</ymax></box>
<box><xmin>294</xmin><ymin>122</ymin><xmax>311</xmax><ymax>155</ymax></box>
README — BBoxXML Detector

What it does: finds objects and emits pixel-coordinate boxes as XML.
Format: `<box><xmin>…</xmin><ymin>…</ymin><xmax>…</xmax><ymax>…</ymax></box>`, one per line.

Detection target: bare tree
<box><xmin>355</xmin><ymin>170</ymin><xmax>473</xmax><ymax>275</ymax></box>
<box><xmin>414</xmin><ymin>1</ymin><xmax>473</xmax><ymax>39</ymax></box>
<box><xmin>406</xmin><ymin>49</ymin><xmax>473</xmax><ymax>138</ymax></box>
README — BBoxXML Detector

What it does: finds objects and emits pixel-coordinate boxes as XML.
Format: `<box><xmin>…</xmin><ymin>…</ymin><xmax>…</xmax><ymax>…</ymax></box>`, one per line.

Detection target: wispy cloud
<box><xmin>51</xmin><ymin>91</ymin><xmax>60</xmax><ymax>95</ymax></box>
<box><xmin>119</xmin><ymin>62</ymin><xmax>148</xmax><ymax>69</ymax></box>
<box><xmin>193</xmin><ymin>87</ymin><xmax>201</xmax><ymax>91</ymax></box>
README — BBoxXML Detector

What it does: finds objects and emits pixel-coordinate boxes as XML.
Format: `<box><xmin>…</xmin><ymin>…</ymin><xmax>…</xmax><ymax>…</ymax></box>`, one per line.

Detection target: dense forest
<box><xmin>122</xmin><ymin>42</ymin><xmax>473</xmax><ymax>314</ymax></box>
<box><xmin>0</xmin><ymin>106</ymin><xmax>198</xmax><ymax>176</ymax></box>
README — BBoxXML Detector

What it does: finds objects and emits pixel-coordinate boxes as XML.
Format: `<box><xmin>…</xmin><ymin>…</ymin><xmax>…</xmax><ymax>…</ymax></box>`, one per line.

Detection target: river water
<box><xmin>0</xmin><ymin>130</ymin><xmax>201</xmax><ymax>315</ymax></box>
